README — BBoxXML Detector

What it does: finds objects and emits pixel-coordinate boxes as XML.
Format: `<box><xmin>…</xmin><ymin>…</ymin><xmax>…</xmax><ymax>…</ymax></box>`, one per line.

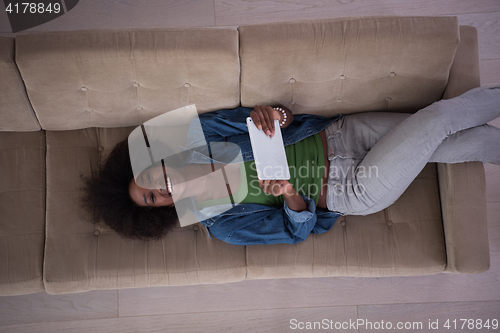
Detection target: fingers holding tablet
<box><xmin>258</xmin><ymin>179</ymin><xmax>294</xmax><ymax>196</ymax></box>
<box><xmin>250</xmin><ymin>105</ymin><xmax>281</xmax><ymax>137</ymax></box>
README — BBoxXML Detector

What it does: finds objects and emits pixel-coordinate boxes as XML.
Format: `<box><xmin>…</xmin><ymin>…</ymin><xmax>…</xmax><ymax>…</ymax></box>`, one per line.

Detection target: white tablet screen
<box><xmin>246</xmin><ymin>117</ymin><xmax>290</xmax><ymax>180</ymax></box>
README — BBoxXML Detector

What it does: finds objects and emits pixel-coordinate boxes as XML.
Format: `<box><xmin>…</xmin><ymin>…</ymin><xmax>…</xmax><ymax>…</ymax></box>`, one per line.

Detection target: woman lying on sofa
<box><xmin>81</xmin><ymin>86</ymin><xmax>500</xmax><ymax>245</ymax></box>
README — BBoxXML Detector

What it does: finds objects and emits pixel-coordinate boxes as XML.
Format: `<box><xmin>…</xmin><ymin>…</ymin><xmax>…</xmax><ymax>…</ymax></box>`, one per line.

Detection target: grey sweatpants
<box><xmin>325</xmin><ymin>86</ymin><xmax>500</xmax><ymax>215</ymax></box>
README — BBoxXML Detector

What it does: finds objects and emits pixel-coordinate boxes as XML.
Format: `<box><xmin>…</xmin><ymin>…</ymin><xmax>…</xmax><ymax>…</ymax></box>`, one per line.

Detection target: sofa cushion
<box><xmin>239</xmin><ymin>16</ymin><xmax>460</xmax><ymax>116</ymax></box>
<box><xmin>44</xmin><ymin>128</ymin><xmax>246</xmax><ymax>294</ymax></box>
<box><xmin>246</xmin><ymin>164</ymin><xmax>446</xmax><ymax>278</ymax></box>
<box><xmin>0</xmin><ymin>36</ymin><xmax>40</xmax><ymax>131</ymax></box>
<box><xmin>15</xmin><ymin>28</ymin><xmax>240</xmax><ymax>131</ymax></box>
<box><xmin>0</xmin><ymin>131</ymin><xmax>46</xmax><ymax>295</ymax></box>
<box><xmin>240</xmin><ymin>17</ymin><xmax>453</xmax><ymax>277</ymax></box>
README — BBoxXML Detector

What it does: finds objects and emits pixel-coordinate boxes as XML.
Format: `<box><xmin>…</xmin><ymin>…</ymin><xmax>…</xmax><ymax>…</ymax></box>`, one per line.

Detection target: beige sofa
<box><xmin>0</xmin><ymin>16</ymin><xmax>490</xmax><ymax>296</ymax></box>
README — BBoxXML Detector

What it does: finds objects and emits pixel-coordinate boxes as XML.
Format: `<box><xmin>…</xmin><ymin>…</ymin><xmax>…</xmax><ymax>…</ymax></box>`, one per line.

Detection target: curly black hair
<box><xmin>80</xmin><ymin>139</ymin><xmax>179</xmax><ymax>240</ymax></box>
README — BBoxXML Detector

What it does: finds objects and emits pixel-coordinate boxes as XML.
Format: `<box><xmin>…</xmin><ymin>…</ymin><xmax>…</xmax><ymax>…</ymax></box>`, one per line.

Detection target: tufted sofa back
<box><xmin>15</xmin><ymin>28</ymin><xmax>240</xmax><ymax>130</ymax></box>
<box><xmin>239</xmin><ymin>17</ymin><xmax>460</xmax><ymax>116</ymax></box>
<box><xmin>11</xmin><ymin>17</ymin><xmax>461</xmax><ymax>132</ymax></box>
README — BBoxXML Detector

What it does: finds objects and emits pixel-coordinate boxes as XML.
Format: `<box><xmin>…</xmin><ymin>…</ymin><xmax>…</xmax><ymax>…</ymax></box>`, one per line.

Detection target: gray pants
<box><xmin>326</xmin><ymin>86</ymin><xmax>500</xmax><ymax>215</ymax></box>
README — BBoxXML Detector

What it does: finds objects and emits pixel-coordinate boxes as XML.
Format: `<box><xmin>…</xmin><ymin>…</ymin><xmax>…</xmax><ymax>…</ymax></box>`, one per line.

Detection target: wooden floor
<box><xmin>0</xmin><ymin>1</ymin><xmax>499</xmax><ymax>332</ymax></box>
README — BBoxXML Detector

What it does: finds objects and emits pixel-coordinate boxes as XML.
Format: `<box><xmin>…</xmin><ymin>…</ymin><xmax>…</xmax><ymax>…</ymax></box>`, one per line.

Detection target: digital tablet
<box><xmin>246</xmin><ymin>117</ymin><xmax>290</xmax><ymax>180</ymax></box>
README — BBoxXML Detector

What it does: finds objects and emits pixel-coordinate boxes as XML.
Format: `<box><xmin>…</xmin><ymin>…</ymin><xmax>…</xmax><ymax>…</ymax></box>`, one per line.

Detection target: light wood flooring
<box><xmin>0</xmin><ymin>1</ymin><xmax>499</xmax><ymax>332</ymax></box>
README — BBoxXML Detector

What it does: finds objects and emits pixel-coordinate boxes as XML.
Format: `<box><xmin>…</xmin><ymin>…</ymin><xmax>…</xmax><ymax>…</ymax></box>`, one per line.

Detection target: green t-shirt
<box><xmin>242</xmin><ymin>133</ymin><xmax>324</xmax><ymax>206</ymax></box>
<box><xmin>195</xmin><ymin>133</ymin><xmax>325</xmax><ymax>209</ymax></box>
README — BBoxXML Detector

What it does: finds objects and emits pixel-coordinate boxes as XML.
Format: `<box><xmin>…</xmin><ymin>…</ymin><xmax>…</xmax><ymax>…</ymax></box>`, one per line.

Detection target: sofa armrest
<box><xmin>438</xmin><ymin>162</ymin><xmax>490</xmax><ymax>273</ymax></box>
<box><xmin>443</xmin><ymin>25</ymin><xmax>481</xmax><ymax>99</ymax></box>
<box><xmin>439</xmin><ymin>25</ymin><xmax>489</xmax><ymax>274</ymax></box>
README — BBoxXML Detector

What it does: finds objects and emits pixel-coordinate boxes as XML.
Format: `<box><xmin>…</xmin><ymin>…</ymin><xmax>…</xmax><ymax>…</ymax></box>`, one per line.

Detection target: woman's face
<box><xmin>129</xmin><ymin>163</ymin><xmax>186</xmax><ymax>208</ymax></box>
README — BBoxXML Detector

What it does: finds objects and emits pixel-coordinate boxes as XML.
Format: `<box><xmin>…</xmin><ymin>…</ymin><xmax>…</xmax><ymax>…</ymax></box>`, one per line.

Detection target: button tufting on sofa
<box><xmin>340</xmin><ymin>75</ymin><xmax>346</xmax><ymax>79</ymax></box>
<box><xmin>81</xmin><ymin>87</ymin><xmax>88</xmax><ymax>91</ymax></box>
<box><xmin>386</xmin><ymin>97</ymin><xmax>392</xmax><ymax>101</ymax></box>
<box><xmin>86</xmin><ymin>108</ymin><xmax>92</xmax><ymax>112</ymax></box>
<box><xmin>390</xmin><ymin>72</ymin><xmax>396</xmax><ymax>77</ymax></box>
<box><xmin>193</xmin><ymin>225</ymin><xmax>199</xmax><ymax>231</ymax></box>
<box><xmin>98</xmin><ymin>146</ymin><xmax>104</xmax><ymax>152</ymax></box>
<box><xmin>136</xmin><ymin>107</ymin><xmax>143</xmax><ymax>111</ymax></box>
<box><xmin>184</xmin><ymin>83</ymin><xmax>191</xmax><ymax>88</ymax></box>
<box><xmin>289</xmin><ymin>78</ymin><xmax>296</xmax><ymax>83</ymax></box>
<box><xmin>387</xmin><ymin>221</ymin><xmax>394</xmax><ymax>227</ymax></box>
<box><xmin>93</xmin><ymin>230</ymin><xmax>100</xmax><ymax>236</ymax></box>
<box><xmin>133</xmin><ymin>82</ymin><xmax>139</xmax><ymax>87</ymax></box>
<box><xmin>340</xmin><ymin>221</ymin><xmax>346</xmax><ymax>227</ymax></box>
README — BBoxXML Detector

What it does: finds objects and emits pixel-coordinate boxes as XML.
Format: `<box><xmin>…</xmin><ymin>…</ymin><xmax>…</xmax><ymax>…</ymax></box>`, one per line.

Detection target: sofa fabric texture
<box><xmin>246</xmin><ymin>164</ymin><xmax>447</xmax><ymax>279</ymax></box>
<box><xmin>15</xmin><ymin>28</ymin><xmax>241</xmax><ymax>130</ymax></box>
<box><xmin>438</xmin><ymin>162</ymin><xmax>489</xmax><ymax>273</ymax></box>
<box><xmin>44</xmin><ymin>128</ymin><xmax>247</xmax><ymax>294</ymax></box>
<box><xmin>0</xmin><ymin>36</ymin><xmax>40</xmax><ymax>131</ymax></box>
<box><xmin>239</xmin><ymin>16</ymin><xmax>460</xmax><ymax>116</ymax></box>
<box><xmin>439</xmin><ymin>26</ymin><xmax>489</xmax><ymax>273</ymax></box>
<box><xmin>0</xmin><ymin>17</ymin><xmax>490</xmax><ymax>295</ymax></box>
<box><xmin>0</xmin><ymin>131</ymin><xmax>46</xmax><ymax>295</ymax></box>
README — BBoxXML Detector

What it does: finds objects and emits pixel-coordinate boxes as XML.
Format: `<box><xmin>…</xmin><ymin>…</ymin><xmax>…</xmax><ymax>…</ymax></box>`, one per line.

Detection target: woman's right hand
<box><xmin>258</xmin><ymin>179</ymin><xmax>307</xmax><ymax>212</ymax></box>
<box><xmin>258</xmin><ymin>179</ymin><xmax>294</xmax><ymax>197</ymax></box>
<box><xmin>250</xmin><ymin>105</ymin><xmax>282</xmax><ymax>137</ymax></box>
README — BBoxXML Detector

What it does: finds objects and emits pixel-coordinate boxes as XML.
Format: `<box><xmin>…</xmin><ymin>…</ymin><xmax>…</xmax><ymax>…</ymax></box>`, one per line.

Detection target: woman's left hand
<box><xmin>250</xmin><ymin>105</ymin><xmax>282</xmax><ymax>137</ymax></box>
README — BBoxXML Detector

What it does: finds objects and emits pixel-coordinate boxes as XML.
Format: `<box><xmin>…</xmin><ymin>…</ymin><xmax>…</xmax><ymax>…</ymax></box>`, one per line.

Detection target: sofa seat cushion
<box><xmin>0</xmin><ymin>131</ymin><xmax>46</xmax><ymax>295</ymax></box>
<box><xmin>246</xmin><ymin>164</ymin><xmax>446</xmax><ymax>278</ymax></box>
<box><xmin>44</xmin><ymin>128</ymin><xmax>246</xmax><ymax>295</ymax></box>
<box><xmin>16</xmin><ymin>28</ymin><xmax>240</xmax><ymax>131</ymax></box>
<box><xmin>239</xmin><ymin>16</ymin><xmax>460</xmax><ymax>116</ymax></box>
<box><xmin>0</xmin><ymin>36</ymin><xmax>40</xmax><ymax>131</ymax></box>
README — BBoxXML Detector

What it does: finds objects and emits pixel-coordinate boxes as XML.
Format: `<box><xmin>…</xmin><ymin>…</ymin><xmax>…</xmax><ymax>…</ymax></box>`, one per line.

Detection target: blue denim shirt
<box><xmin>186</xmin><ymin>107</ymin><xmax>342</xmax><ymax>245</ymax></box>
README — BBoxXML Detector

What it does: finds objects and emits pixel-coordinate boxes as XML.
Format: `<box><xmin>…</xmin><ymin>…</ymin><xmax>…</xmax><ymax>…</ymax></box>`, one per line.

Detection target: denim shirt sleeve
<box><xmin>198</xmin><ymin>107</ymin><xmax>254</xmax><ymax>138</ymax></box>
<box><xmin>204</xmin><ymin>195</ymin><xmax>322</xmax><ymax>245</ymax></box>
